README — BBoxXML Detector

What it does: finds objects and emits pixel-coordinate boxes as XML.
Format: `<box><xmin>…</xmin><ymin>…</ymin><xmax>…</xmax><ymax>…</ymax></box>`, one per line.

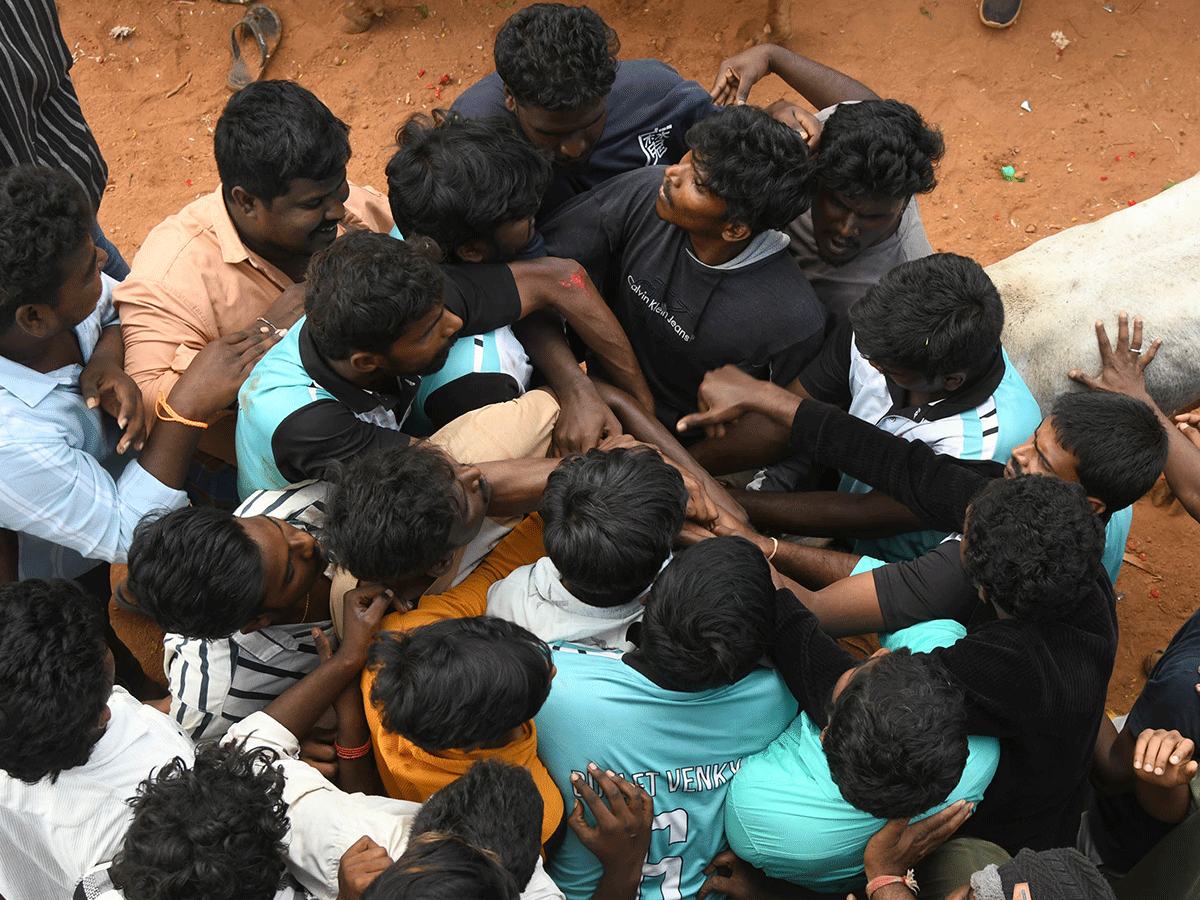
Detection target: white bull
<box><xmin>989</xmin><ymin>170</ymin><xmax>1200</xmax><ymax>415</ymax></box>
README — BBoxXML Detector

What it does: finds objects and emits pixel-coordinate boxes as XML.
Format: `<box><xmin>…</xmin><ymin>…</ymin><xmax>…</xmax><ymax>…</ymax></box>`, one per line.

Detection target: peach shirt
<box><xmin>114</xmin><ymin>183</ymin><xmax>393</xmax><ymax>458</ymax></box>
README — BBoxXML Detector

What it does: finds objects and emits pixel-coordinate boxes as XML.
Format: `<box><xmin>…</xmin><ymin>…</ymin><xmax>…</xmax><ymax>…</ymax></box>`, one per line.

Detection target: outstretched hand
<box><xmin>338</xmin><ymin>583</ymin><xmax>394</xmax><ymax>667</ymax></box>
<box><xmin>1067</xmin><ymin>312</ymin><xmax>1160</xmax><ymax>404</ymax></box>
<box><xmin>698</xmin><ymin>850</ymin><xmax>781</xmax><ymax>900</ymax></box>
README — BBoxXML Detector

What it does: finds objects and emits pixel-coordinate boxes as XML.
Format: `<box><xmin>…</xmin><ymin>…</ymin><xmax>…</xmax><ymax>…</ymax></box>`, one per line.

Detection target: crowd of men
<box><xmin>3</xmin><ymin>3</ymin><xmax>1200</xmax><ymax>900</ymax></box>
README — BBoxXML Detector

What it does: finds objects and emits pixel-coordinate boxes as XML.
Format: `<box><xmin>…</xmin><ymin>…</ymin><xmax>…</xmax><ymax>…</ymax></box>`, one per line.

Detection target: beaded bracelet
<box><xmin>335</xmin><ymin>739</ymin><xmax>372</xmax><ymax>760</ymax></box>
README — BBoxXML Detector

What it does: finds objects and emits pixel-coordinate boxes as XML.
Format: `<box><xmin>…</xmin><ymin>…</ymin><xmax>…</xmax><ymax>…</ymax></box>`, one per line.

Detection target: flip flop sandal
<box><xmin>226</xmin><ymin>4</ymin><xmax>282</xmax><ymax>91</ymax></box>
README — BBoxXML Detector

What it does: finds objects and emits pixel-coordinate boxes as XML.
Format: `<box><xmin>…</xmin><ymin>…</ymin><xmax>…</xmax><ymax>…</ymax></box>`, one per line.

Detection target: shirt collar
<box><xmin>885</xmin><ymin>345</ymin><xmax>1008</xmax><ymax>423</ymax></box>
<box><xmin>297</xmin><ymin>319</ymin><xmax>419</xmax><ymax>416</ymax></box>
<box><xmin>209</xmin><ymin>187</ymin><xmax>294</xmax><ymax>288</ymax></box>
<box><xmin>0</xmin><ymin>300</ymin><xmax>112</xmax><ymax>407</ymax></box>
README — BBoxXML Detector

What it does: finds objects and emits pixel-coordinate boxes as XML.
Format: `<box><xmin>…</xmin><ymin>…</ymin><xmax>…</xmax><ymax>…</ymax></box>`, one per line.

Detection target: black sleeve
<box><xmin>873</xmin><ymin>541</ymin><xmax>979</xmax><ymax>632</ymax></box>
<box><xmin>787</xmin><ymin>399</ymin><xmax>1001</xmax><ymax>532</ymax></box>
<box><xmin>766</xmin><ymin>327</ymin><xmax>825</xmax><ymax>390</ymax></box>
<box><xmin>441</xmin><ymin>264</ymin><xmax>523</xmax><ymax>336</ymax></box>
<box><xmin>271</xmin><ymin>399</ymin><xmax>410</xmax><ymax>484</ymax></box>
<box><xmin>769</xmin><ymin>588</ymin><xmax>856</xmax><ymax>726</ymax></box>
<box><xmin>796</xmin><ymin>318</ymin><xmax>855</xmax><ymax>406</ymax></box>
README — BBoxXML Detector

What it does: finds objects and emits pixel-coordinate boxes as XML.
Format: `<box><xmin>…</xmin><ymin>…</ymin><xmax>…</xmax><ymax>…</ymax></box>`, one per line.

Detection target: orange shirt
<box><xmin>362</xmin><ymin>515</ymin><xmax>564</xmax><ymax>843</ymax></box>
<box><xmin>114</xmin><ymin>184</ymin><xmax>393</xmax><ymax>460</ymax></box>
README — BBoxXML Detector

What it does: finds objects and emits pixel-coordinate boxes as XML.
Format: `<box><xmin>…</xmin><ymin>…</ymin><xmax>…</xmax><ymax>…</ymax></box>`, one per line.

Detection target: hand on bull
<box><xmin>1068</xmin><ymin>312</ymin><xmax>1161</xmax><ymax>407</ymax></box>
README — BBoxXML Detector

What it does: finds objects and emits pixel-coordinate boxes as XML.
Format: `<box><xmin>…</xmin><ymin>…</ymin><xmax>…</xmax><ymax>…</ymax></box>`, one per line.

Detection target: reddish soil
<box><xmin>60</xmin><ymin>0</ymin><xmax>1200</xmax><ymax>712</ymax></box>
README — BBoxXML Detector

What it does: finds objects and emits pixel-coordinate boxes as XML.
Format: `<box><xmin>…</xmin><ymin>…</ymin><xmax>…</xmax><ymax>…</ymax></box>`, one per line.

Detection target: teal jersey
<box><xmin>535</xmin><ymin>644</ymin><xmax>796</xmax><ymax>900</ymax></box>
<box><xmin>725</xmin><ymin>619</ymin><xmax>1000</xmax><ymax>893</ymax></box>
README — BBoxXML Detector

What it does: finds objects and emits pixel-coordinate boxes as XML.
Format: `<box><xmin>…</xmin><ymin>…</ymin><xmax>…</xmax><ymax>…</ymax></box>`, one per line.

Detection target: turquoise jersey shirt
<box><xmin>725</xmin><ymin>619</ymin><xmax>1000</xmax><ymax>892</ymax></box>
<box><xmin>535</xmin><ymin>645</ymin><xmax>796</xmax><ymax>900</ymax></box>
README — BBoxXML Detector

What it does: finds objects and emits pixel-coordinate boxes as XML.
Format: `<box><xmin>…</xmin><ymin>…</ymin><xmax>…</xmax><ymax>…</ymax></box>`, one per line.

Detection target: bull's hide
<box><xmin>989</xmin><ymin>170</ymin><xmax>1200</xmax><ymax>415</ymax></box>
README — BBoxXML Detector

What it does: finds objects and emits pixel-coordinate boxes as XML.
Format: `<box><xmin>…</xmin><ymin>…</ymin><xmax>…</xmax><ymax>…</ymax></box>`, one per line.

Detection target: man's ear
<box><xmin>1086</xmin><ymin>495</ymin><xmax>1107</xmax><ymax>518</ymax></box>
<box><xmin>502</xmin><ymin>84</ymin><xmax>518</xmax><ymax>115</ymax></box>
<box><xmin>721</xmin><ymin>220</ymin><xmax>753</xmax><ymax>244</ymax></box>
<box><xmin>347</xmin><ymin>350</ymin><xmax>383</xmax><ymax>375</ymax></box>
<box><xmin>240</xmin><ymin>612</ymin><xmax>275</xmax><ymax>635</ymax></box>
<box><xmin>454</xmin><ymin>240</ymin><xmax>490</xmax><ymax>264</ymax></box>
<box><xmin>426</xmin><ymin>552</ymin><xmax>457</xmax><ymax>579</ymax></box>
<box><xmin>229</xmin><ymin>185</ymin><xmax>262</xmax><ymax>218</ymax></box>
<box><xmin>13</xmin><ymin>303</ymin><xmax>56</xmax><ymax>338</ymax></box>
<box><xmin>942</xmin><ymin>372</ymin><xmax>968</xmax><ymax>392</ymax></box>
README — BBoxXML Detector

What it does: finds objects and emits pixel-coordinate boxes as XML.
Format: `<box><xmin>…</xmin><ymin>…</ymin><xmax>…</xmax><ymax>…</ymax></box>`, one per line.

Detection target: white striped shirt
<box><xmin>164</xmin><ymin>482</ymin><xmax>338</xmax><ymax>742</ymax></box>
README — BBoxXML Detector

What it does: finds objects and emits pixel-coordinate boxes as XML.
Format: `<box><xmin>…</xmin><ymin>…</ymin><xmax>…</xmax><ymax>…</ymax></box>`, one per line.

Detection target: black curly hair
<box><xmin>323</xmin><ymin>445</ymin><xmax>462</xmax><ymax>583</ymax></box>
<box><xmin>414</xmin><ymin>759</ymin><xmax>543</xmax><ymax>889</ymax></box>
<box><xmin>386</xmin><ymin>110</ymin><xmax>552</xmax><ymax>259</ymax></box>
<box><xmin>685</xmin><ymin>106</ymin><xmax>814</xmax><ymax>234</ymax></box>
<box><xmin>962</xmin><ymin>475</ymin><xmax>1104</xmax><ymax>621</ymax></box>
<box><xmin>494</xmin><ymin>4</ymin><xmax>619</xmax><ymax>111</ymax></box>
<box><xmin>369</xmin><ymin>617</ymin><xmax>552</xmax><ymax>752</ymax></box>
<box><xmin>0</xmin><ymin>578</ymin><xmax>110</xmax><ymax>783</ymax></box>
<box><xmin>850</xmin><ymin>253</ymin><xmax>1004</xmax><ymax>379</ymax></box>
<box><xmin>541</xmin><ymin>446</ymin><xmax>687</xmax><ymax>608</ymax></box>
<box><xmin>0</xmin><ymin>165</ymin><xmax>93</xmax><ymax>332</ymax></box>
<box><xmin>214</xmin><ymin>80</ymin><xmax>351</xmax><ymax>203</ymax></box>
<box><xmin>304</xmin><ymin>230</ymin><xmax>446</xmax><ymax>361</ymax></box>
<box><xmin>125</xmin><ymin>506</ymin><xmax>266</xmax><ymax>640</ymax></box>
<box><xmin>109</xmin><ymin>742</ymin><xmax>289</xmax><ymax>900</ymax></box>
<box><xmin>816</xmin><ymin>99</ymin><xmax>945</xmax><ymax>200</ymax></box>
<box><xmin>823</xmin><ymin>648</ymin><xmax>969</xmax><ymax>820</ymax></box>
<box><xmin>362</xmin><ymin>834</ymin><xmax>519</xmax><ymax>900</ymax></box>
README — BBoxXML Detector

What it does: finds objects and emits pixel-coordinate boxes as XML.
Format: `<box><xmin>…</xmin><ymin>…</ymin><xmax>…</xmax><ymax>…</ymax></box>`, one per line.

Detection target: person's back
<box><xmin>486</xmin><ymin>446</ymin><xmax>687</xmax><ymax>649</ymax></box>
<box><xmin>533</xmin><ymin>538</ymin><xmax>796</xmax><ymax>899</ymax></box>
<box><xmin>725</xmin><ymin>618</ymin><xmax>999</xmax><ymax>893</ymax></box>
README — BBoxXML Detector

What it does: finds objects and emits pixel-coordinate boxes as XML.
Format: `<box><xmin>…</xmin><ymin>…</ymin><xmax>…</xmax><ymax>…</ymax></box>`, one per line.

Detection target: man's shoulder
<box><xmin>123</xmin><ymin>190</ymin><xmax>228</xmax><ymax>283</ymax></box>
<box><xmin>451</xmin><ymin>72</ymin><xmax>507</xmax><ymax>117</ymax></box>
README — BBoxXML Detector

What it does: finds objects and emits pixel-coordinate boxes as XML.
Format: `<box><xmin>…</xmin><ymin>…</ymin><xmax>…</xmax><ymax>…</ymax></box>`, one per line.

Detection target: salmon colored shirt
<box><xmin>114</xmin><ymin>183</ymin><xmax>393</xmax><ymax>460</ymax></box>
<box><xmin>362</xmin><ymin>514</ymin><xmax>565</xmax><ymax>844</ymax></box>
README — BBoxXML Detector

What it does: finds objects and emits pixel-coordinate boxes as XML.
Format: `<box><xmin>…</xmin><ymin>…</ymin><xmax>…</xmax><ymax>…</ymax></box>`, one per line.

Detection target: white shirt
<box><xmin>0</xmin><ymin>686</ymin><xmax>194</xmax><ymax>899</ymax></box>
<box><xmin>226</xmin><ymin>712</ymin><xmax>564</xmax><ymax>900</ymax></box>
<box><xmin>486</xmin><ymin>556</ymin><xmax>648</xmax><ymax>651</ymax></box>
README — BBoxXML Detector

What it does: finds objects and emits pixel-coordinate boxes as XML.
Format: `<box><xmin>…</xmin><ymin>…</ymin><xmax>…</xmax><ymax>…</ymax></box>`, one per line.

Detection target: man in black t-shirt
<box><xmin>542</xmin><ymin>106</ymin><xmax>825</xmax><ymax>434</ymax></box>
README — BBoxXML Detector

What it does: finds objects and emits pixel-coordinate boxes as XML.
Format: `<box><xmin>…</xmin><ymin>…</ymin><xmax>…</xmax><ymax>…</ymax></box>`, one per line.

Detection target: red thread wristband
<box><xmin>866</xmin><ymin>871</ymin><xmax>918</xmax><ymax>898</ymax></box>
<box><xmin>335</xmin><ymin>739</ymin><xmax>372</xmax><ymax>759</ymax></box>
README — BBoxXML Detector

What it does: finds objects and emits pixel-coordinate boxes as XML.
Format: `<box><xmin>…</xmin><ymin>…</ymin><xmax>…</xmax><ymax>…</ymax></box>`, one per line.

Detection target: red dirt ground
<box><xmin>58</xmin><ymin>0</ymin><xmax>1200</xmax><ymax>712</ymax></box>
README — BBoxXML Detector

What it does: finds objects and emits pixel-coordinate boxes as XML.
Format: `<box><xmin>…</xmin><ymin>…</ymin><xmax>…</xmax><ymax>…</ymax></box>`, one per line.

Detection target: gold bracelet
<box><xmin>156</xmin><ymin>393</ymin><xmax>208</xmax><ymax>429</ymax></box>
<box><xmin>767</xmin><ymin>537</ymin><xmax>779</xmax><ymax>561</ymax></box>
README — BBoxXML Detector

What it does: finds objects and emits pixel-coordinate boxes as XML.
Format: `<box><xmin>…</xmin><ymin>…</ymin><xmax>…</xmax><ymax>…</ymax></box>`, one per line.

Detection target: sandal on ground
<box><xmin>226</xmin><ymin>3</ymin><xmax>282</xmax><ymax>91</ymax></box>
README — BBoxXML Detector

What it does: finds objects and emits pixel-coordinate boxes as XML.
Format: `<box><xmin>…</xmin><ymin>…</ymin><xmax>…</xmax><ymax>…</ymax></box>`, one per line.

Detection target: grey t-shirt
<box><xmin>785</xmin><ymin>104</ymin><xmax>934</xmax><ymax>322</ymax></box>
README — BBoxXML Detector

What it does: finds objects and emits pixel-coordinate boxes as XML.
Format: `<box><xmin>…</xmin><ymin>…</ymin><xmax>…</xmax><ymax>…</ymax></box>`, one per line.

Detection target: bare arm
<box><xmin>710</xmin><ymin>44</ymin><xmax>879</xmax><ymax>109</ymax></box>
<box><xmin>508</xmin><ymin>257</ymin><xmax>655</xmax><ymax>415</ymax></box>
<box><xmin>512</xmin><ymin>314</ymin><xmax>622</xmax><ymax>455</ymax></box>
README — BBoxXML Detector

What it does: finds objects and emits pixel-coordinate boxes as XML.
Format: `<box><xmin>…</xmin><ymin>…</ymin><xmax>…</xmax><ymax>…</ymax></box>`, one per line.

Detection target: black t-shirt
<box><xmin>452</xmin><ymin>59</ymin><xmax>716</xmax><ymax>218</ymax></box>
<box><xmin>542</xmin><ymin>166</ymin><xmax>826</xmax><ymax>431</ymax></box>
<box><xmin>269</xmin><ymin>263</ymin><xmax>521</xmax><ymax>483</ymax></box>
